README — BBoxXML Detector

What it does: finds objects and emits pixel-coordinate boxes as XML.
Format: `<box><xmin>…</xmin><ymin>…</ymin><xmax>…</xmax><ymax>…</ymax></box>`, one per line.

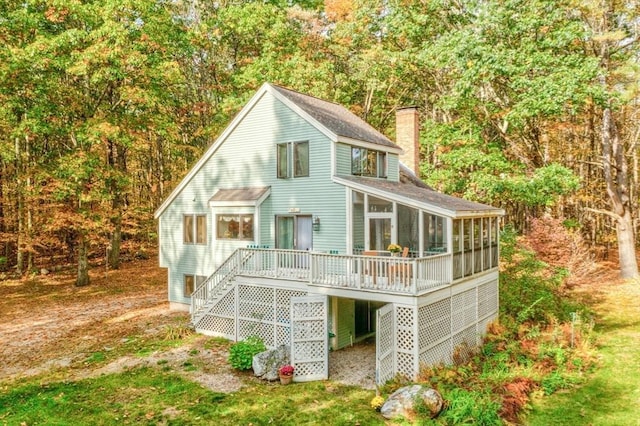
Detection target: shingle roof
<box><xmin>271</xmin><ymin>85</ymin><xmax>398</xmax><ymax>149</ymax></box>
<box><xmin>210</xmin><ymin>187</ymin><xmax>270</xmax><ymax>203</ymax></box>
<box><xmin>338</xmin><ymin>176</ymin><xmax>503</xmax><ymax>217</ymax></box>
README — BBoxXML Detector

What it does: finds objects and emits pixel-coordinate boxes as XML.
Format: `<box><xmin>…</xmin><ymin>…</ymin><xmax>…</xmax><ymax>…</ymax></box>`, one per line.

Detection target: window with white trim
<box><xmin>351</xmin><ymin>147</ymin><xmax>387</xmax><ymax>178</ymax></box>
<box><xmin>216</xmin><ymin>214</ymin><xmax>254</xmax><ymax>240</ymax></box>
<box><xmin>184</xmin><ymin>214</ymin><xmax>207</xmax><ymax>244</ymax></box>
<box><xmin>277</xmin><ymin>141</ymin><xmax>309</xmax><ymax>178</ymax></box>
<box><xmin>184</xmin><ymin>274</ymin><xmax>206</xmax><ymax>297</ymax></box>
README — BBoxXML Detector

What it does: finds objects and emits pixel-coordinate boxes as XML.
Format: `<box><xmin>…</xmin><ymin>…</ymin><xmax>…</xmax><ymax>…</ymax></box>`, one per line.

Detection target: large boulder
<box><xmin>380</xmin><ymin>385</ymin><xmax>444</xmax><ymax>420</ymax></box>
<box><xmin>252</xmin><ymin>345</ymin><xmax>290</xmax><ymax>381</ymax></box>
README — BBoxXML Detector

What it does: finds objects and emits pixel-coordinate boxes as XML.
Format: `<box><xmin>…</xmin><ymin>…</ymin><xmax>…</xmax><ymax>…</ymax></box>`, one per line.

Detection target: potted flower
<box><xmin>387</xmin><ymin>243</ymin><xmax>401</xmax><ymax>255</ymax></box>
<box><xmin>278</xmin><ymin>364</ymin><xmax>294</xmax><ymax>385</ymax></box>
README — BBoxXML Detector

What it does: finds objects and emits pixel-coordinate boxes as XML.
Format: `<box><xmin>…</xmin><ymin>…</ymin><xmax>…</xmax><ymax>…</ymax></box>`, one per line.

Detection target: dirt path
<box><xmin>0</xmin><ymin>256</ymin><xmax>375</xmax><ymax>392</ymax></box>
<box><xmin>525</xmin><ymin>276</ymin><xmax>640</xmax><ymax>425</ymax></box>
<box><xmin>0</xmin><ymin>257</ymin><xmax>178</xmax><ymax>381</ymax></box>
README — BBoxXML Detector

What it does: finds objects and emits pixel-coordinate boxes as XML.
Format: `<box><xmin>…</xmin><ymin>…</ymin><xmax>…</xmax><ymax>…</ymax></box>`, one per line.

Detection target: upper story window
<box><xmin>217</xmin><ymin>214</ymin><xmax>254</xmax><ymax>240</ymax></box>
<box><xmin>277</xmin><ymin>141</ymin><xmax>309</xmax><ymax>178</ymax></box>
<box><xmin>184</xmin><ymin>214</ymin><xmax>207</xmax><ymax>244</ymax></box>
<box><xmin>351</xmin><ymin>147</ymin><xmax>387</xmax><ymax>178</ymax></box>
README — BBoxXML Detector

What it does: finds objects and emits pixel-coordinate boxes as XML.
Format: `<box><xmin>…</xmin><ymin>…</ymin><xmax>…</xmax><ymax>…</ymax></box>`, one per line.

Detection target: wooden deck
<box><xmin>191</xmin><ymin>247</ymin><xmax>499</xmax><ymax>317</ymax></box>
<box><xmin>235</xmin><ymin>248</ymin><xmax>452</xmax><ymax>294</ymax></box>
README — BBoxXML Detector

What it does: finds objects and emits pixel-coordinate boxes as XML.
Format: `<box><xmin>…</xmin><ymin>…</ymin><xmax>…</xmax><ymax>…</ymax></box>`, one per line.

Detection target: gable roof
<box><xmin>271</xmin><ymin>85</ymin><xmax>398</xmax><ymax>149</ymax></box>
<box><xmin>335</xmin><ymin>175</ymin><xmax>504</xmax><ymax>218</ymax></box>
<box><xmin>154</xmin><ymin>82</ymin><xmax>402</xmax><ymax>218</ymax></box>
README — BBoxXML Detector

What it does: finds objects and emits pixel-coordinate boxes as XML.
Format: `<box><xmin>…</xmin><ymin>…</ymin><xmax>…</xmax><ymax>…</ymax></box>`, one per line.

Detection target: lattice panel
<box><xmin>419</xmin><ymin>300</ymin><xmax>451</xmax><ymax>347</ymax></box>
<box><xmin>452</xmin><ymin>289</ymin><xmax>477</xmax><ymax>332</ymax></box>
<box><xmin>396</xmin><ymin>306</ymin><xmax>414</xmax><ymax>327</ymax></box>
<box><xmin>196</xmin><ymin>315</ymin><xmax>235</xmax><ymax>339</ymax></box>
<box><xmin>379</xmin><ymin>352</ymin><xmax>394</xmax><ymax>382</ymax></box>
<box><xmin>291</xmin><ymin>295</ymin><xmax>328</xmax><ymax>382</ymax></box>
<box><xmin>292</xmin><ymin>341</ymin><xmax>325</xmax><ymax>360</ymax></box>
<box><xmin>275</xmin><ymin>289</ymin><xmax>307</xmax><ymax>324</ymax></box>
<box><xmin>292</xmin><ymin>301</ymin><xmax>325</xmax><ymax>320</ymax></box>
<box><xmin>275</xmin><ymin>324</ymin><xmax>291</xmax><ymax>347</ymax></box>
<box><xmin>420</xmin><ymin>340</ymin><xmax>451</xmax><ymax>366</ymax></box>
<box><xmin>398</xmin><ymin>328</ymin><xmax>414</xmax><ymax>351</ymax></box>
<box><xmin>292</xmin><ymin>320</ymin><xmax>325</xmax><ymax>340</ymax></box>
<box><xmin>378</xmin><ymin>311</ymin><xmax>393</xmax><ymax>355</ymax></box>
<box><xmin>397</xmin><ymin>352</ymin><xmax>414</xmax><ymax>379</ymax></box>
<box><xmin>478</xmin><ymin>281</ymin><xmax>498</xmax><ymax>318</ymax></box>
<box><xmin>210</xmin><ymin>290</ymin><xmax>235</xmax><ymax>316</ymax></box>
<box><xmin>376</xmin><ymin>304</ymin><xmax>394</xmax><ymax>385</ymax></box>
<box><xmin>452</xmin><ymin>325</ymin><xmax>477</xmax><ymax>363</ymax></box>
<box><xmin>238</xmin><ymin>319</ymin><xmax>275</xmax><ymax>347</ymax></box>
<box><xmin>238</xmin><ymin>285</ymin><xmax>274</xmax><ymax>322</ymax></box>
<box><xmin>478</xmin><ymin>315</ymin><xmax>496</xmax><ymax>344</ymax></box>
<box><xmin>295</xmin><ymin>361</ymin><xmax>325</xmax><ymax>377</ymax></box>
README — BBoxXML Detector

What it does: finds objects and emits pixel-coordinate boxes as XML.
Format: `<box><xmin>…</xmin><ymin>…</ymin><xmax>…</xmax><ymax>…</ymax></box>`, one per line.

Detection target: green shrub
<box><xmin>540</xmin><ymin>370</ymin><xmax>574</xmax><ymax>395</ymax></box>
<box><xmin>440</xmin><ymin>388</ymin><xmax>502</xmax><ymax>425</ymax></box>
<box><xmin>499</xmin><ymin>226</ymin><xmax>588</xmax><ymax>325</ymax></box>
<box><xmin>228</xmin><ymin>336</ymin><xmax>266</xmax><ymax>370</ymax></box>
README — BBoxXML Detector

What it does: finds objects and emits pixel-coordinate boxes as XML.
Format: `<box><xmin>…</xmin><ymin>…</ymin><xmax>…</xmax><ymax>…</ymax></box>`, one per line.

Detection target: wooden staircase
<box><xmin>190</xmin><ymin>249</ymin><xmax>254</xmax><ymax>326</ymax></box>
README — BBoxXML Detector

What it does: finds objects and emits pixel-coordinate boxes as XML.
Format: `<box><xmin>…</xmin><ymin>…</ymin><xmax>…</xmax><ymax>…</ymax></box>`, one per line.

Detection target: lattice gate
<box><xmin>376</xmin><ymin>303</ymin><xmax>395</xmax><ymax>385</ymax></box>
<box><xmin>290</xmin><ymin>295</ymin><xmax>328</xmax><ymax>382</ymax></box>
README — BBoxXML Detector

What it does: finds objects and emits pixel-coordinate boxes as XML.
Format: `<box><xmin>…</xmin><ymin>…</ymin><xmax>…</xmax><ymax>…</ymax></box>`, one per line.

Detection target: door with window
<box><xmin>366</xmin><ymin>195</ymin><xmax>393</xmax><ymax>252</ymax></box>
<box><xmin>276</xmin><ymin>215</ymin><xmax>312</xmax><ymax>251</ymax></box>
<box><xmin>368</xmin><ymin>216</ymin><xmax>392</xmax><ymax>251</ymax></box>
<box><xmin>276</xmin><ymin>215</ymin><xmax>313</xmax><ymax>269</ymax></box>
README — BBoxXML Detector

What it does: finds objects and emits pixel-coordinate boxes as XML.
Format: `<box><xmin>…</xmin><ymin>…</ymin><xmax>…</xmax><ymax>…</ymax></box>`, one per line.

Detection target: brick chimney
<box><xmin>395</xmin><ymin>107</ymin><xmax>420</xmax><ymax>177</ymax></box>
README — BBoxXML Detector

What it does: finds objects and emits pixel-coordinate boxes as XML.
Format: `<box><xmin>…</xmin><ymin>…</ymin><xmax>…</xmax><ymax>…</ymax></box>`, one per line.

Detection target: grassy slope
<box><xmin>0</xmin><ymin>371</ymin><xmax>383</xmax><ymax>426</ymax></box>
<box><xmin>525</xmin><ymin>280</ymin><xmax>640</xmax><ymax>425</ymax></box>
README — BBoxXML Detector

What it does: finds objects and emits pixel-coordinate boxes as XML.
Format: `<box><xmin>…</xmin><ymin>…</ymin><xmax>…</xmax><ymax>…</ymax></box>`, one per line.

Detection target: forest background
<box><xmin>1</xmin><ymin>0</ymin><xmax>639</xmax><ymax>285</ymax></box>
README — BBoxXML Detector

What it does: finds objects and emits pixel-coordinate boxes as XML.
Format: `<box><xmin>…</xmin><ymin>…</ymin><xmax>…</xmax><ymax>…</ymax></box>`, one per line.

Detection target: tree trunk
<box><xmin>107</xmin><ymin>215</ymin><xmax>121</xmax><ymax>270</ymax></box>
<box><xmin>602</xmin><ymin>104</ymin><xmax>639</xmax><ymax>278</ymax></box>
<box><xmin>15</xmin><ymin>136</ymin><xmax>24</xmax><ymax>275</ymax></box>
<box><xmin>106</xmin><ymin>138</ymin><xmax>124</xmax><ymax>270</ymax></box>
<box><xmin>76</xmin><ymin>233</ymin><xmax>90</xmax><ymax>287</ymax></box>
<box><xmin>617</xmin><ymin>209</ymin><xmax>638</xmax><ymax>278</ymax></box>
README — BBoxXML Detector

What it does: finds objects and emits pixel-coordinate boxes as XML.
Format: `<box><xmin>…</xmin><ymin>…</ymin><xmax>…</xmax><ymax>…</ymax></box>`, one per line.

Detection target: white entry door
<box><xmin>276</xmin><ymin>215</ymin><xmax>313</xmax><ymax>251</ymax></box>
<box><xmin>290</xmin><ymin>295</ymin><xmax>328</xmax><ymax>382</ymax></box>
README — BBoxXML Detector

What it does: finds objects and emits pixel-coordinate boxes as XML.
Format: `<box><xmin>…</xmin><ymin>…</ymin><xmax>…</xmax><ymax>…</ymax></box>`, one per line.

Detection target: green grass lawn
<box><xmin>524</xmin><ymin>281</ymin><xmax>640</xmax><ymax>425</ymax></box>
<box><xmin>0</xmin><ymin>368</ymin><xmax>384</xmax><ymax>425</ymax></box>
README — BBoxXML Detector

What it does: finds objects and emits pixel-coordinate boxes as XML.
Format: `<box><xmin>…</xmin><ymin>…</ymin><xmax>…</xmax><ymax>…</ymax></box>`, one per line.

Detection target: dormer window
<box><xmin>277</xmin><ymin>141</ymin><xmax>309</xmax><ymax>178</ymax></box>
<box><xmin>351</xmin><ymin>147</ymin><xmax>387</xmax><ymax>178</ymax></box>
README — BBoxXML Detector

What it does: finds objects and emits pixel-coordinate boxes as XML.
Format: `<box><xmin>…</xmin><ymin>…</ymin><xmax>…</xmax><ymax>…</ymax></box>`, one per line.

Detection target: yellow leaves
<box><xmin>592</xmin><ymin>30</ymin><xmax>627</xmax><ymax>43</ymax></box>
<box><xmin>45</xmin><ymin>7</ymin><xmax>69</xmax><ymax>24</ymax></box>
<box><xmin>93</xmin><ymin>122</ymin><xmax>121</xmax><ymax>139</ymax></box>
<box><xmin>325</xmin><ymin>0</ymin><xmax>356</xmax><ymax>22</ymax></box>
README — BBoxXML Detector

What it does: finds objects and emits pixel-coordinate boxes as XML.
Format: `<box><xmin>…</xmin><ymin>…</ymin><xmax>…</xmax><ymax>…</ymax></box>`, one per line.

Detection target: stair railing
<box><xmin>191</xmin><ymin>249</ymin><xmax>255</xmax><ymax>320</ymax></box>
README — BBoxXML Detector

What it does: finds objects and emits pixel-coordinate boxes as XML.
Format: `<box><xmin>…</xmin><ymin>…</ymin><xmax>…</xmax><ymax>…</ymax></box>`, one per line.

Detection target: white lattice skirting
<box><xmin>195</xmin><ymin>283</ymin><xmax>308</xmax><ymax>348</ymax></box>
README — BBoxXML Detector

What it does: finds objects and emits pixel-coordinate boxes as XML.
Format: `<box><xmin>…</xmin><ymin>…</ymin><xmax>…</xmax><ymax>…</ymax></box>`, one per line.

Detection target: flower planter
<box><xmin>279</xmin><ymin>373</ymin><xmax>293</xmax><ymax>385</ymax></box>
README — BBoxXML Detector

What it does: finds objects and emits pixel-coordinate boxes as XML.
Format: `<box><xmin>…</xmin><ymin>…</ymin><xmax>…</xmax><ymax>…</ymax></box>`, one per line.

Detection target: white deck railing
<box><xmin>191</xmin><ymin>249</ymin><xmax>247</xmax><ymax>317</ymax></box>
<box><xmin>234</xmin><ymin>248</ymin><xmax>452</xmax><ymax>295</ymax></box>
<box><xmin>191</xmin><ymin>248</ymin><xmax>472</xmax><ymax>323</ymax></box>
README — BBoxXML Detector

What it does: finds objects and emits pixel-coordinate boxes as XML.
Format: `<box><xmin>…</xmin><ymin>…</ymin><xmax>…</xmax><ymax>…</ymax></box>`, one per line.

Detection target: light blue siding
<box><xmin>159</xmin><ymin>91</ymin><xmax>348</xmax><ymax>304</ymax></box>
<box><xmin>335</xmin><ymin>143</ymin><xmax>352</xmax><ymax>176</ymax></box>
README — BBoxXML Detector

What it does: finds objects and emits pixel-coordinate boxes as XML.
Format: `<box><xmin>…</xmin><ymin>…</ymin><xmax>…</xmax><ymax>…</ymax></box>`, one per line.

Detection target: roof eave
<box><xmin>333</xmin><ymin>176</ymin><xmax>504</xmax><ymax>218</ymax></box>
<box><xmin>333</xmin><ymin>176</ymin><xmax>457</xmax><ymax>217</ymax></box>
<box><xmin>336</xmin><ymin>136</ymin><xmax>403</xmax><ymax>154</ymax></box>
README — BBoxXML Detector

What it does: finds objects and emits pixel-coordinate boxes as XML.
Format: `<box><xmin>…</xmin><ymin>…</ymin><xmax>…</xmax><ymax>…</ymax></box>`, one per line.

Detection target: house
<box><xmin>154</xmin><ymin>83</ymin><xmax>504</xmax><ymax>384</ymax></box>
